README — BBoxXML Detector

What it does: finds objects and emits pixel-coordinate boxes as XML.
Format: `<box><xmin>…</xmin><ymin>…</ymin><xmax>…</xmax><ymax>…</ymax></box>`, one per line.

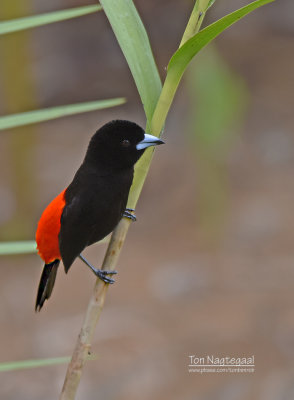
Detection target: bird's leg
<box><xmin>79</xmin><ymin>254</ymin><xmax>117</xmax><ymax>284</ymax></box>
<box><xmin>123</xmin><ymin>208</ymin><xmax>137</xmax><ymax>222</ymax></box>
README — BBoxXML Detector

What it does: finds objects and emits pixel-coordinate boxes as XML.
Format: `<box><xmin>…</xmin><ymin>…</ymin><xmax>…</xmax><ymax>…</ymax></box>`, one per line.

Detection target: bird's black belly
<box><xmin>87</xmin><ymin>171</ymin><xmax>132</xmax><ymax>243</ymax></box>
<box><xmin>86</xmin><ymin>196</ymin><xmax>126</xmax><ymax>246</ymax></box>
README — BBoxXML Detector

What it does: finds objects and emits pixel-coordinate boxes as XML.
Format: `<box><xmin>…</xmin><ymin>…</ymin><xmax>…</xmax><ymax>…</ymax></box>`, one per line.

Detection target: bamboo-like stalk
<box><xmin>60</xmin><ymin>218</ymin><xmax>130</xmax><ymax>399</ymax></box>
<box><xmin>59</xmin><ymin>3</ymin><xmax>207</xmax><ymax>399</ymax></box>
<box><xmin>59</xmin><ymin>0</ymin><xmax>274</xmax><ymax>395</ymax></box>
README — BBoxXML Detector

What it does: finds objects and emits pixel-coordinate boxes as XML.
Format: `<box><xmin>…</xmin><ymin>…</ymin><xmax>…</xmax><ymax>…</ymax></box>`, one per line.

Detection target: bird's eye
<box><xmin>121</xmin><ymin>139</ymin><xmax>131</xmax><ymax>147</ymax></box>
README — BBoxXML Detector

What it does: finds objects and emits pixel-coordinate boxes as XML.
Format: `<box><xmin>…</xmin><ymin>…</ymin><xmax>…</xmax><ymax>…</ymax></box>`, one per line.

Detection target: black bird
<box><xmin>35</xmin><ymin>120</ymin><xmax>164</xmax><ymax>310</ymax></box>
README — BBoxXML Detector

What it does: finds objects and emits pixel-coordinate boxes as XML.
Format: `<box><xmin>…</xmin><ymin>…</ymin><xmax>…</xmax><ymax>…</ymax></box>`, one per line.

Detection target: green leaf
<box><xmin>168</xmin><ymin>0</ymin><xmax>275</xmax><ymax>78</ymax></box>
<box><xmin>151</xmin><ymin>0</ymin><xmax>274</xmax><ymax>135</ymax></box>
<box><xmin>198</xmin><ymin>0</ymin><xmax>215</xmax><ymax>11</ymax></box>
<box><xmin>0</xmin><ymin>357</ymin><xmax>71</xmax><ymax>372</ymax></box>
<box><xmin>0</xmin><ymin>5</ymin><xmax>102</xmax><ymax>36</ymax></box>
<box><xmin>99</xmin><ymin>0</ymin><xmax>162</xmax><ymax>210</ymax></box>
<box><xmin>0</xmin><ymin>354</ymin><xmax>97</xmax><ymax>372</ymax></box>
<box><xmin>207</xmin><ymin>0</ymin><xmax>216</xmax><ymax>10</ymax></box>
<box><xmin>0</xmin><ymin>237</ymin><xmax>109</xmax><ymax>256</ymax></box>
<box><xmin>0</xmin><ymin>98</ymin><xmax>126</xmax><ymax>130</ymax></box>
<box><xmin>99</xmin><ymin>0</ymin><xmax>162</xmax><ymax>126</ymax></box>
<box><xmin>0</xmin><ymin>241</ymin><xmax>36</xmax><ymax>255</ymax></box>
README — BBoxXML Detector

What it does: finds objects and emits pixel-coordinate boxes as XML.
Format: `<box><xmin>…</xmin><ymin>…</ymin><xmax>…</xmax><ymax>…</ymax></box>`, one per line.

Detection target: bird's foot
<box><xmin>93</xmin><ymin>268</ymin><xmax>117</xmax><ymax>284</ymax></box>
<box><xmin>79</xmin><ymin>254</ymin><xmax>117</xmax><ymax>284</ymax></box>
<box><xmin>123</xmin><ymin>208</ymin><xmax>137</xmax><ymax>222</ymax></box>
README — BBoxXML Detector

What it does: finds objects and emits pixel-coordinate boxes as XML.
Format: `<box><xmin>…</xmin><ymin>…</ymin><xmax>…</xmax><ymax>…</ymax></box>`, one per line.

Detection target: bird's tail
<box><xmin>35</xmin><ymin>259</ymin><xmax>60</xmax><ymax>311</ymax></box>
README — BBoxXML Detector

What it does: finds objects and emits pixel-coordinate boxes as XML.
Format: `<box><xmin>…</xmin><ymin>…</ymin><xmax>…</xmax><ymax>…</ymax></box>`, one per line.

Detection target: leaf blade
<box><xmin>168</xmin><ymin>0</ymin><xmax>275</xmax><ymax>77</ymax></box>
<box><xmin>151</xmin><ymin>0</ymin><xmax>274</xmax><ymax>136</ymax></box>
<box><xmin>0</xmin><ymin>354</ymin><xmax>97</xmax><ymax>372</ymax></box>
<box><xmin>0</xmin><ymin>237</ymin><xmax>109</xmax><ymax>255</ymax></box>
<box><xmin>99</xmin><ymin>0</ymin><xmax>162</xmax><ymax>125</ymax></box>
<box><xmin>0</xmin><ymin>98</ymin><xmax>126</xmax><ymax>130</ymax></box>
<box><xmin>0</xmin><ymin>5</ymin><xmax>102</xmax><ymax>35</ymax></box>
<box><xmin>0</xmin><ymin>357</ymin><xmax>71</xmax><ymax>372</ymax></box>
<box><xmin>0</xmin><ymin>241</ymin><xmax>37</xmax><ymax>255</ymax></box>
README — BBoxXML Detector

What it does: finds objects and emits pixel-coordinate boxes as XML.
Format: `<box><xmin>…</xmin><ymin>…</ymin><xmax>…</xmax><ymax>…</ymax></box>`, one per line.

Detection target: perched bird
<box><xmin>35</xmin><ymin>120</ymin><xmax>164</xmax><ymax>311</ymax></box>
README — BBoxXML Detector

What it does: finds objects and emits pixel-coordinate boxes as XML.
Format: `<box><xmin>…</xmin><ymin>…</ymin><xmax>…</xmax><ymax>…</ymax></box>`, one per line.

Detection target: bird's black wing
<box><xmin>59</xmin><ymin>194</ymin><xmax>92</xmax><ymax>272</ymax></box>
<box><xmin>59</xmin><ymin>182</ymin><xmax>126</xmax><ymax>272</ymax></box>
<box><xmin>59</xmin><ymin>166</ymin><xmax>133</xmax><ymax>273</ymax></box>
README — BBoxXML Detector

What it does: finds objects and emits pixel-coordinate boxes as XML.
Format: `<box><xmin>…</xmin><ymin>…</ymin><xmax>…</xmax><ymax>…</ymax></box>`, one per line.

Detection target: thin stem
<box><xmin>59</xmin><ymin>218</ymin><xmax>131</xmax><ymax>400</ymax></box>
<box><xmin>150</xmin><ymin>69</ymin><xmax>179</xmax><ymax>137</ymax></box>
<box><xmin>151</xmin><ymin>0</ymin><xmax>210</xmax><ymax>136</ymax></box>
<box><xmin>180</xmin><ymin>0</ymin><xmax>212</xmax><ymax>46</ymax></box>
<box><xmin>181</xmin><ymin>3</ymin><xmax>200</xmax><ymax>47</ymax></box>
<box><xmin>59</xmin><ymin>2</ymin><xmax>210</xmax><ymax>399</ymax></box>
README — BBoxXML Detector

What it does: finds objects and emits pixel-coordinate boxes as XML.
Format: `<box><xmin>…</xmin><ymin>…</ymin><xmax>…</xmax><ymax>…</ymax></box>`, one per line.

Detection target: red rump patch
<box><xmin>36</xmin><ymin>189</ymin><xmax>66</xmax><ymax>264</ymax></box>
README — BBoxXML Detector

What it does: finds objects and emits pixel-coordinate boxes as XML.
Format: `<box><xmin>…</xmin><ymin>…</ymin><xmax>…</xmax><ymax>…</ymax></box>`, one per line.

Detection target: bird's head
<box><xmin>85</xmin><ymin>120</ymin><xmax>164</xmax><ymax>170</ymax></box>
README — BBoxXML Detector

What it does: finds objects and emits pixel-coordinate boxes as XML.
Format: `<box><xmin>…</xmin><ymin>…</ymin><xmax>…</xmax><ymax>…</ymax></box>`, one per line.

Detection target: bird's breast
<box><xmin>86</xmin><ymin>172</ymin><xmax>133</xmax><ymax>244</ymax></box>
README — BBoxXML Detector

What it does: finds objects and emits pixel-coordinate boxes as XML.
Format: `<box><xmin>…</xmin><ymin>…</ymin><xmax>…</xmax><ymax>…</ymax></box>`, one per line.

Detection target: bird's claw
<box><xmin>95</xmin><ymin>269</ymin><xmax>117</xmax><ymax>284</ymax></box>
<box><xmin>79</xmin><ymin>254</ymin><xmax>117</xmax><ymax>284</ymax></box>
<box><xmin>123</xmin><ymin>208</ymin><xmax>137</xmax><ymax>222</ymax></box>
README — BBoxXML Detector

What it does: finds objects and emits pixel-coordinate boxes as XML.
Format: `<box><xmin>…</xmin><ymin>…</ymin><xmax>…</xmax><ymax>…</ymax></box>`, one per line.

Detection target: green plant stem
<box><xmin>59</xmin><ymin>218</ymin><xmax>130</xmax><ymax>400</ymax></box>
<box><xmin>131</xmin><ymin>0</ymin><xmax>211</xmax><ymax>206</ymax></box>
<box><xmin>151</xmin><ymin>0</ymin><xmax>208</xmax><ymax>136</ymax></box>
<box><xmin>59</xmin><ymin>4</ymin><xmax>207</xmax><ymax>399</ymax></box>
<box><xmin>59</xmin><ymin>0</ymin><xmax>275</xmax><ymax>398</ymax></box>
<box><xmin>180</xmin><ymin>0</ymin><xmax>211</xmax><ymax>47</ymax></box>
<box><xmin>59</xmin><ymin>3</ymin><xmax>208</xmax><ymax>399</ymax></box>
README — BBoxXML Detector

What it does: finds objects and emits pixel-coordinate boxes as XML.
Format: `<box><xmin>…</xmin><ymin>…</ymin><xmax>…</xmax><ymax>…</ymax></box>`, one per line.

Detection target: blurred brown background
<box><xmin>0</xmin><ymin>0</ymin><xmax>294</xmax><ymax>399</ymax></box>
